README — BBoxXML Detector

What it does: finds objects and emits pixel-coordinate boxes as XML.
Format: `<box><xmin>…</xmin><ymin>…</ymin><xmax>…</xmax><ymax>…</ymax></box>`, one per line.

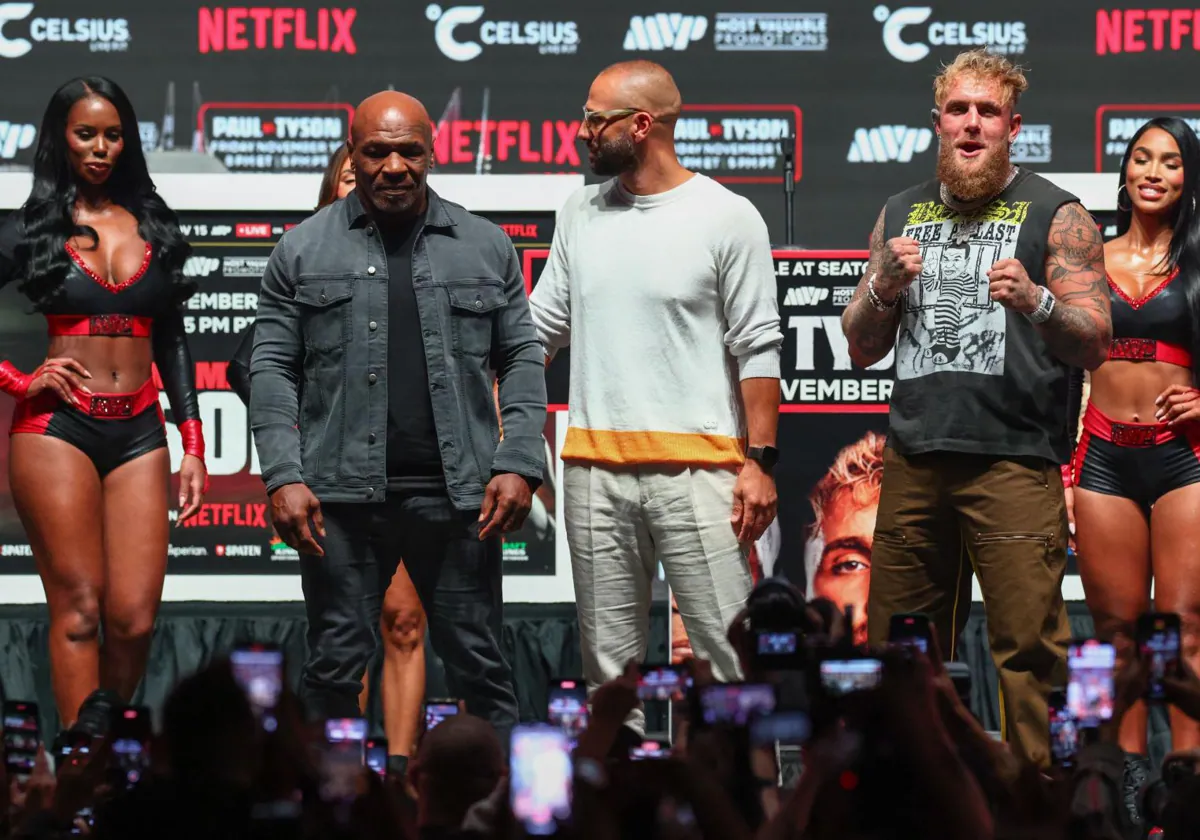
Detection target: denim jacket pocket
<box><xmin>295</xmin><ymin>277</ymin><xmax>356</xmax><ymax>351</ymax></box>
<box><xmin>447</xmin><ymin>281</ymin><xmax>506</xmax><ymax>357</ymax></box>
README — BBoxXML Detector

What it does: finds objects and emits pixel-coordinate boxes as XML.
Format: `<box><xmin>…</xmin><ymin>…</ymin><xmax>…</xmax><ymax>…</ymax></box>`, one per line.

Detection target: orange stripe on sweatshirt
<box><xmin>562</xmin><ymin>427</ymin><xmax>745</xmax><ymax>467</ymax></box>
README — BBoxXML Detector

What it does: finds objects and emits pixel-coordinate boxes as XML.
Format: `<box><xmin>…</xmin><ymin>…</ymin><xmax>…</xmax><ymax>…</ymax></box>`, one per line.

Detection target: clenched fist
<box><xmin>876</xmin><ymin>237</ymin><xmax>923</xmax><ymax>301</ymax></box>
<box><xmin>987</xmin><ymin>258</ymin><xmax>1040</xmax><ymax>314</ymax></box>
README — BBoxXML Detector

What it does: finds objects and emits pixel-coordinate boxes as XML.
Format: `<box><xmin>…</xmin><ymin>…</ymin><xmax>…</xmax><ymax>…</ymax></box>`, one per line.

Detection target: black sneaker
<box><xmin>74</xmin><ymin>689</ymin><xmax>123</xmax><ymax>737</ymax></box>
<box><xmin>1123</xmin><ymin>752</ymin><xmax>1152</xmax><ymax>827</ymax></box>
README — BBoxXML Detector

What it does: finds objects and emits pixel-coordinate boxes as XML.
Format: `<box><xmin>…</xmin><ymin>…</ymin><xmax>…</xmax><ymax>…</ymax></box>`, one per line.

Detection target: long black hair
<box><xmin>13</xmin><ymin>76</ymin><xmax>192</xmax><ymax>310</ymax></box>
<box><xmin>1115</xmin><ymin>116</ymin><xmax>1200</xmax><ymax>378</ymax></box>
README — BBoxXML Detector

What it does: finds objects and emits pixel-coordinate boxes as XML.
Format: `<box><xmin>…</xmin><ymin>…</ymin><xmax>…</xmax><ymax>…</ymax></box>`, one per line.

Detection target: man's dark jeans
<box><xmin>297</xmin><ymin>493</ymin><xmax>517</xmax><ymax>740</ymax></box>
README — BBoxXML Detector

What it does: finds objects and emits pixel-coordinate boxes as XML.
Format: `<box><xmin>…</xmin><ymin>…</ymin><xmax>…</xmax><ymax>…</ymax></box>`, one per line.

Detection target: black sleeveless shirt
<box><xmin>883</xmin><ymin>168</ymin><xmax>1078</xmax><ymax>463</ymax></box>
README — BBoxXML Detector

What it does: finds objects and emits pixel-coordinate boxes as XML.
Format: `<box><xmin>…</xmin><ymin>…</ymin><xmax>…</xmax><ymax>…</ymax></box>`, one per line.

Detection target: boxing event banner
<box><xmin>767</xmin><ymin>250</ymin><xmax>888</xmax><ymax>632</ymax></box>
<box><xmin>675</xmin><ymin>250</ymin><xmax>889</xmax><ymax>660</ymax></box>
<box><xmin>0</xmin><ymin>209</ymin><xmax>558</xmax><ymax>576</ymax></box>
<box><xmin>775</xmin><ymin>249</ymin><xmax>890</xmax><ymax>412</ymax></box>
<box><xmin>198</xmin><ymin>102</ymin><xmax>355</xmax><ymax>173</ymax></box>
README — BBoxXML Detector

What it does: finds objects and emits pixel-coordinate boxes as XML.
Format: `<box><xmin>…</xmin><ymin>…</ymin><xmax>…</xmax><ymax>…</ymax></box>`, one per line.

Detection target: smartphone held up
<box><xmin>511</xmin><ymin>724</ymin><xmax>572</xmax><ymax>836</ymax></box>
<box><xmin>1138</xmin><ymin>612</ymin><xmax>1182</xmax><ymax>703</ymax></box>
<box><xmin>1067</xmin><ymin>639</ymin><xmax>1115</xmax><ymax>727</ymax></box>
<box><xmin>2</xmin><ymin>701</ymin><xmax>40</xmax><ymax>783</ymax></box>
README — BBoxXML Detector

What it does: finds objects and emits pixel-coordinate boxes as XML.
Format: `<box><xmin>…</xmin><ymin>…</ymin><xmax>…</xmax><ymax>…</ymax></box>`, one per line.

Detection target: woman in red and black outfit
<box><xmin>1071</xmin><ymin>117</ymin><xmax>1200</xmax><ymax>762</ymax></box>
<box><xmin>0</xmin><ymin>77</ymin><xmax>206</xmax><ymax>725</ymax></box>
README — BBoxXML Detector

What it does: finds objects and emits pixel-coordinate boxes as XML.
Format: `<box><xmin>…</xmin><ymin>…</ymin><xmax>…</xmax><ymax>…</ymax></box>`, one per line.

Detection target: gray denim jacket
<box><xmin>249</xmin><ymin>188</ymin><xmax>547</xmax><ymax>509</ymax></box>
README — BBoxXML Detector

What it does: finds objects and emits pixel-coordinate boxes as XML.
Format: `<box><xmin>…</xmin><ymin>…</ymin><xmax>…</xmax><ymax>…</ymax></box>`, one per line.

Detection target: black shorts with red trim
<box><xmin>10</xmin><ymin>379</ymin><xmax>166</xmax><ymax>478</ymax></box>
<box><xmin>1072</xmin><ymin>403</ymin><xmax>1200</xmax><ymax>514</ymax></box>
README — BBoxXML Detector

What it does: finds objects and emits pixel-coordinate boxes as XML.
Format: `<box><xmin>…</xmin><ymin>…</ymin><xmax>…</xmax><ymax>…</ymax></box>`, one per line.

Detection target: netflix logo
<box><xmin>198</xmin><ymin>7</ymin><xmax>357</xmax><ymax>53</ymax></box>
<box><xmin>1096</xmin><ymin>9</ymin><xmax>1200</xmax><ymax>54</ymax></box>
<box><xmin>179</xmin><ymin>503</ymin><xmax>269</xmax><ymax>528</ymax></box>
<box><xmin>235</xmin><ymin>223</ymin><xmax>272</xmax><ymax>238</ymax></box>
<box><xmin>433</xmin><ymin>119</ymin><xmax>582</xmax><ymax>171</ymax></box>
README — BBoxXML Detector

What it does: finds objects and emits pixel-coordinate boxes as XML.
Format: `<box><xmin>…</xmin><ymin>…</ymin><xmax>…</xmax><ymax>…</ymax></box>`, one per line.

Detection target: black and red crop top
<box><xmin>0</xmin><ymin>213</ymin><xmax>202</xmax><ymax>442</ymax></box>
<box><xmin>1107</xmin><ymin>268</ymin><xmax>1193</xmax><ymax>369</ymax></box>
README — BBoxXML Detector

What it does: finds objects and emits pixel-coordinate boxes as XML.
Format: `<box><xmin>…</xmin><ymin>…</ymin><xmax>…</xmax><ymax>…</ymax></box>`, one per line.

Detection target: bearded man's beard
<box><xmin>937</xmin><ymin>138</ymin><xmax>1012</xmax><ymax>202</ymax></box>
<box><xmin>588</xmin><ymin>132</ymin><xmax>638</xmax><ymax>177</ymax></box>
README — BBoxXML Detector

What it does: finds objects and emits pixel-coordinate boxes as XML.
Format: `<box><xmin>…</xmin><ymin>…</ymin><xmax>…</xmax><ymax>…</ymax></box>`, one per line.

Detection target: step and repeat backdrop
<box><xmin>0</xmin><ymin>1</ymin><xmax>1191</xmax><ymax>243</ymax></box>
<box><xmin>0</xmin><ymin>0</ymin><xmax>1180</xmax><ymax>606</ymax></box>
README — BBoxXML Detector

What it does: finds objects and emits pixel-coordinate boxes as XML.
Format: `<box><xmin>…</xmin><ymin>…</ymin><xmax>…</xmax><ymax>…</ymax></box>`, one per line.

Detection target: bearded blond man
<box><xmin>841</xmin><ymin>49</ymin><xmax>1112</xmax><ymax>767</ymax></box>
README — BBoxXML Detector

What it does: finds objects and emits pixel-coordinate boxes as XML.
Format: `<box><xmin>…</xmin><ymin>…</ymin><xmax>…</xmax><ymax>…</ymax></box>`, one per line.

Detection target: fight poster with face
<box><xmin>672</xmin><ymin>249</ymin><xmax>887</xmax><ymax>661</ymax></box>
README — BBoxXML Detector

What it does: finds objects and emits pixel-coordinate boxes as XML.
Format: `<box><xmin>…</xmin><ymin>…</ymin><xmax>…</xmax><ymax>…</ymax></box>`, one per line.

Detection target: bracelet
<box><xmin>1061</xmin><ymin>462</ymin><xmax>1073</xmax><ymax>488</ymax></box>
<box><xmin>178</xmin><ymin>419</ymin><xmax>206</xmax><ymax>461</ymax></box>
<box><xmin>866</xmin><ymin>273</ymin><xmax>899</xmax><ymax>312</ymax></box>
<box><xmin>0</xmin><ymin>360</ymin><xmax>32</xmax><ymax>399</ymax></box>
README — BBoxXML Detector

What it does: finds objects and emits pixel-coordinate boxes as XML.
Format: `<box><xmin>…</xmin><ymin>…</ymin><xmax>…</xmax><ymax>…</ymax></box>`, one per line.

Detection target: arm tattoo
<box><xmin>841</xmin><ymin>207</ymin><xmax>901</xmax><ymax>368</ymax></box>
<box><xmin>1040</xmin><ymin>202</ymin><xmax>1113</xmax><ymax>370</ymax></box>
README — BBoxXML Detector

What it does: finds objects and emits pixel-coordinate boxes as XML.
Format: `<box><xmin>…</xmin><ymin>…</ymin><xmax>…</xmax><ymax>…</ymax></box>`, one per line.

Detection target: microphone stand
<box><xmin>779</xmin><ymin>133</ymin><xmax>797</xmax><ymax>247</ymax></box>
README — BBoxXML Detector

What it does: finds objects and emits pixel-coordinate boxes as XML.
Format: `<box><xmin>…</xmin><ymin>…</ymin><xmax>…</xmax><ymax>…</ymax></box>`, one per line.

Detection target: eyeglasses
<box><xmin>581</xmin><ymin>107</ymin><xmax>643</xmax><ymax>127</ymax></box>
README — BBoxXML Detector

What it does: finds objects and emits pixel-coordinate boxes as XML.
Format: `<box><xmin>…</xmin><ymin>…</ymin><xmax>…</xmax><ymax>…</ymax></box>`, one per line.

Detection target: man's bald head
<box><xmin>351</xmin><ymin>91</ymin><xmax>432</xmax><ymax>145</ymax></box>
<box><xmin>591</xmin><ymin>60</ymin><xmax>682</xmax><ymax>123</ymax></box>
<box><xmin>347</xmin><ymin>90</ymin><xmax>433</xmax><ymax>221</ymax></box>
<box><xmin>579</xmin><ymin>60</ymin><xmax>684</xmax><ymax>177</ymax></box>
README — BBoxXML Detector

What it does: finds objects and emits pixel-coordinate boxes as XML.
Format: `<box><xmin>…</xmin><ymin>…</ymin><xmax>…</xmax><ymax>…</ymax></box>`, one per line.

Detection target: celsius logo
<box><xmin>624</xmin><ymin>13</ymin><xmax>707</xmax><ymax>51</ymax></box>
<box><xmin>183</xmin><ymin>256</ymin><xmax>220</xmax><ymax>278</ymax></box>
<box><xmin>0</xmin><ymin>121</ymin><xmax>35</xmax><ymax>159</ymax></box>
<box><xmin>873</xmin><ymin>5</ymin><xmax>1026</xmax><ymax>62</ymax></box>
<box><xmin>424</xmin><ymin>4</ymin><xmax>578</xmax><ymax>62</ymax></box>
<box><xmin>0</xmin><ymin>3</ymin><xmax>130</xmax><ymax>59</ymax></box>
<box><xmin>847</xmin><ymin>125</ymin><xmax>932</xmax><ymax>163</ymax></box>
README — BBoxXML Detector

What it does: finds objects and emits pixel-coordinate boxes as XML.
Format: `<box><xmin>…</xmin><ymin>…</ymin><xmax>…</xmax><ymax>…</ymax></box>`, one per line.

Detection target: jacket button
<box><xmin>367</xmin><ymin>265</ymin><xmax>377</xmax><ymax>275</ymax></box>
<box><xmin>367</xmin><ymin>488</ymin><xmax>374</xmax><ymax>497</ymax></box>
<box><xmin>319</xmin><ymin>293</ymin><xmax>327</xmax><ymax>303</ymax></box>
<box><xmin>368</xmin><ymin>373</ymin><xmax>377</xmax><ymax>384</ymax></box>
<box><xmin>368</xmin><ymin>433</ymin><xmax>376</xmax><ymax>443</ymax></box>
<box><xmin>369</xmin><ymin>321</ymin><xmax>378</xmax><ymax>331</ymax></box>
<box><xmin>366</xmin><ymin>225</ymin><xmax>374</xmax><ymax>234</ymax></box>
<box><xmin>475</xmin><ymin>298</ymin><xmax>483</xmax><ymax>309</ymax></box>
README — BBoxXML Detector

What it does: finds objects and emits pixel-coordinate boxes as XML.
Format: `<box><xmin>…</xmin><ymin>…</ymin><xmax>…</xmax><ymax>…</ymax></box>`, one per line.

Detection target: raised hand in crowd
<box><xmin>1097</xmin><ymin>632</ymin><xmax>1149</xmax><ymax>747</ymax></box>
<box><xmin>574</xmin><ymin>660</ymin><xmax>639</xmax><ymax>763</ymax></box>
<box><xmin>874</xmin><ymin>648</ymin><xmax>996</xmax><ymax>840</ymax></box>
<box><xmin>9</xmin><ymin>746</ymin><xmax>55</xmax><ymax>834</ymax></box>
<box><xmin>1162</xmin><ymin>654</ymin><xmax>1200</xmax><ymax>723</ymax></box>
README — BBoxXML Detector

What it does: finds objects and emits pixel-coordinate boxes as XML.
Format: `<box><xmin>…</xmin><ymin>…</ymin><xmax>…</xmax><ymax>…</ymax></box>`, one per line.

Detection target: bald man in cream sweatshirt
<box><xmin>530</xmin><ymin>60</ymin><xmax>783</xmax><ymax>730</ymax></box>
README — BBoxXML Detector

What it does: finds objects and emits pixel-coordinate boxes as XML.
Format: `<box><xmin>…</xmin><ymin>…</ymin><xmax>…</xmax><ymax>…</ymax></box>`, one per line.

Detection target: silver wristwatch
<box><xmin>1027</xmin><ymin>286</ymin><xmax>1056</xmax><ymax>324</ymax></box>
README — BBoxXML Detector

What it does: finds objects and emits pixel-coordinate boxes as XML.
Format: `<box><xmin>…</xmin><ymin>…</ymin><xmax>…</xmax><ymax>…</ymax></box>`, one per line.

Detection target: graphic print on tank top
<box><xmin>896</xmin><ymin>199</ymin><xmax>1029</xmax><ymax>380</ymax></box>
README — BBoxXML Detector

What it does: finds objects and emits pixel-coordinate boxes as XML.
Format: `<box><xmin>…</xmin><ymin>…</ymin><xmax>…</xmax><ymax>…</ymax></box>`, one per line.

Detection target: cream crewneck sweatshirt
<box><xmin>530</xmin><ymin>173</ymin><xmax>783</xmax><ymax>467</ymax></box>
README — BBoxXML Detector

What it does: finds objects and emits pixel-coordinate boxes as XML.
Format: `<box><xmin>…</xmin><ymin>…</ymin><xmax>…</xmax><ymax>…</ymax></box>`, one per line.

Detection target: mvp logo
<box><xmin>624</xmin><ymin>13</ymin><xmax>707</xmax><ymax>50</ymax></box>
<box><xmin>847</xmin><ymin>125</ymin><xmax>932</xmax><ymax>163</ymax></box>
<box><xmin>0</xmin><ymin>121</ymin><xmax>35</xmax><ymax>158</ymax></box>
<box><xmin>183</xmin><ymin>256</ymin><xmax>220</xmax><ymax>277</ymax></box>
<box><xmin>783</xmin><ymin>287</ymin><xmax>830</xmax><ymax>306</ymax></box>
